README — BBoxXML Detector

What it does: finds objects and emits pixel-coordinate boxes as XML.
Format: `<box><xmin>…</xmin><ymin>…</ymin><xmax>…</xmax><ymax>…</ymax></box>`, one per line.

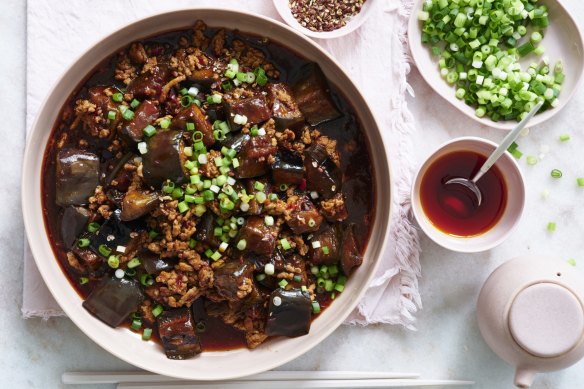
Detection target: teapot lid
<box><xmin>509</xmin><ymin>282</ymin><xmax>584</xmax><ymax>358</ymax></box>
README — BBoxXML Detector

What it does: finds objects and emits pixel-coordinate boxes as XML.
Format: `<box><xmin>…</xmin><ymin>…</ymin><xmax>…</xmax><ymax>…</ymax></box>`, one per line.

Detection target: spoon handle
<box><xmin>473</xmin><ymin>100</ymin><xmax>544</xmax><ymax>183</ymax></box>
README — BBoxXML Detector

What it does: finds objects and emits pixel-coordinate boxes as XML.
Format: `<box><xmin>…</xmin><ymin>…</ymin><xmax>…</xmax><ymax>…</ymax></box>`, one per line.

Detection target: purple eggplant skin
<box><xmin>214</xmin><ymin>261</ymin><xmax>254</xmax><ymax>302</ymax></box>
<box><xmin>304</xmin><ymin>144</ymin><xmax>342</xmax><ymax>199</ymax></box>
<box><xmin>308</xmin><ymin>224</ymin><xmax>341</xmax><ymax>265</ymax></box>
<box><xmin>291</xmin><ymin>63</ymin><xmax>341</xmax><ymax>126</ymax></box>
<box><xmin>340</xmin><ymin>223</ymin><xmax>363</xmax><ymax>276</ymax></box>
<box><xmin>220</xmin><ymin>132</ymin><xmax>250</xmax><ymax>153</ymax></box>
<box><xmin>88</xmin><ymin>209</ymin><xmax>146</xmax><ymax>257</ymax></box>
<box><xmin>142</xmin><ymin>130</ymin><xmax>187</xmax><ymax>189</ymax></box>
<box><xmin>55</xmin><ymin>148</ymin><xmax>100</xmax><ymax>206</ymax></box>
<box><xmin>126</xmin><ymin>63</ymin><xmax>170</xmax><ymax>100</ymax></box>
<box><xmin>271</xmin><ymin>149</ymin><xmax>304</xmax><ymax>185</ymax></box>
<box><xmin>195</xmin><ymin>212</ymin><xmax>222</xmax><ymax>249</ymax></box>
<box><xmin>60</xmin><ymin>206</ymin><xmax>90</xmax><ymax>248</ymax></box>
<box><xmin>170</xmin><ymin>104</ymin><xmax>215</xmax><ymax>147</ymax></box>
<box><xmin>224</xmin><ymin>94</ymin><xmax>271</xmax><ymax>131</ymax></box>
<box><xmin>236</xmin><ymin>216</ymin><xmax>278</xmax><ymax>256</ymax></box>
<box><xmin>121</xmin><ymin>100</ymin><xmax>159</xmax><ymax>144</ymax></box>
<box><xmin>286</xmin><ymin>196</ymin><xmax>323</xmax><ymax>235</ymax></box>
<box><xmin>82</xmin><ymin>276</ymin><xmax>144</xmax><ymax>328</ymax></box>
<box><xmin>266</xmin><ymin>288</ymin><xmax>312</xmax><ymax>338</ymax></box>
<box><xmin>157</xmin><ymin>308</ymin><xmax>202</xmax><ymax>360</ymax></box>
<box><xmin>140</xmin><ymin>250</ymin><xmax>177</xmax><ymax>275</ymax></box>
<box><xmin>120</xmin><ymin>190</ymin><xmax>160</xmax><ymax>221</ymax></box>
<box><xmin>235</xmin><ymin>136</ymin><xmax>277</xmax><ymax>179</ymax></box>
<box><xmin>266</xmin><ymin>83</ymin><xmax>305</xmax><ymax>131</ymax></box>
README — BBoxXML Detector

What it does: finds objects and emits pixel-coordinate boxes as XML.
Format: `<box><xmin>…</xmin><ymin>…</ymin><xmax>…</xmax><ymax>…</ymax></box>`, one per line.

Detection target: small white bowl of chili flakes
<box><xmin>273</xmin><ymin>0</ymin><xmax>376</xmax><ymax>39</ymax></box>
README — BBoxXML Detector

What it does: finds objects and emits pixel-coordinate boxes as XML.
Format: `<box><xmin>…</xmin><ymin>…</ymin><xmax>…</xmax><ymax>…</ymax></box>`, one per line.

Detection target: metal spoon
<box><xmin>445</xmin><ymin>100</ymin><xmax>544</xmax><ymax>207</ymax></box>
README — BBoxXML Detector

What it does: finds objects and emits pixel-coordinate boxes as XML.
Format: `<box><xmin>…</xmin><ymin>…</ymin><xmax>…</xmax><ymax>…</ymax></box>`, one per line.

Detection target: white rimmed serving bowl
<box><xmin>21</xmin><ymin>8</ymin><xmax>392</xmax><ymax>381</ymax></box>
<box><xmin>408</xmin><ymin>0</ymin><xmax>584</xmax><ymax>130</ymax></box>
<box><xmin>411</xmin><ymin>137</ymin><xmax>525</xmax><ymax>252</ymax></box>
<box><xmin>272</xmin><ymin>0</ymin><xmax>377</xmax><ymax>39</ymax></box>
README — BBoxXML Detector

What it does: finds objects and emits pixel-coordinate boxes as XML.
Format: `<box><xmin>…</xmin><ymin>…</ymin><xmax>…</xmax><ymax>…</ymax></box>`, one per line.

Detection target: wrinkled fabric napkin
<box><xmin>23</xmin><ymin>0</ymin><xmax>421</xmax><ymax>328</ymax></box>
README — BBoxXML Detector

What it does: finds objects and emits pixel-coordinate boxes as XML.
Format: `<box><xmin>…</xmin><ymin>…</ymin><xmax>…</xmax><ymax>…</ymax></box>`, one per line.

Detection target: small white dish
<box><xmin>408</xmin><ymin>0</ymin><xmax>584</xmax><ymax>130</ymax></box>
<box><xmin>273</xmin><ymin>0</ymin><xmax>377</xmax><ymax>39</ymax></box>
<box><xmin>411</xmin><ymin>137</ymin><xmax>525</xmax><ymax>252</ymax></box>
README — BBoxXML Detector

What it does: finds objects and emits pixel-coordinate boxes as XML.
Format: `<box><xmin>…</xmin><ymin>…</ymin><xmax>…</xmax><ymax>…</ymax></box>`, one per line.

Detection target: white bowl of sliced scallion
<box><xmin>408</xmin><ymin>0</ymin><xmax>584</xmax><ymax>130</ymax></box>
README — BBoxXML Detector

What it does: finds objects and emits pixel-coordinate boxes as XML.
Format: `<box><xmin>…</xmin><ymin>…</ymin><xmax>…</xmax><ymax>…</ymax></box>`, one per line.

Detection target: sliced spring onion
<box><xmin>526</xmin><ymin>155</ymin><xmax>538</xmax><ymax>165</ymax></box>
<box><xmin>264</xmin><ymin>263</ymin><xmax>275</xmax><ymax>275</ymax></box>
<box><xmin>79</xmin><ymin>277</ymin><xmax>89</xmax><ymax>285</ymax></box>
<box><xmin>87</xmin><ymin>222</ymin><xmax>100</xmax><ymax>233</ymax></box>
<box><xmin>142</xmin><ymin>328</ymin><xmax>153</xmax><ymax>341</ymax></box>
<box><xmin>264</xmin><ymin>215</ymin><xmax>274</xmax><ymax>226</ymax></box>
<box><xmin>236</xmin><ymin>239</ymin><xmax>247</xmax><ymax>251</ymax></box>
<box><xmin>98</xmin><ymin>244</ymin><xmax>112</xmax><ymax>257</ymax></box>
<box><xmin>77</xmin><ymin>238</ymin><xmax>90</xmax><ymax>248</ymax></box>
<box><xmin>568</xmin><ymin>258</ymin><xmax>577</xmax><ymax>267</ymax></box>
<box><xmin>559</xmin><ymin>134</ymin><xmax>571</xmax><ymax>142</ymax></box>
<box><xmin>551</xmin><ymin>169</ymin><xmax>562</xmax><ymax>178</ymax></box>
<box><xmin>280</xmin><ymin>238</ymin><xmax>291</xmax><ymax>250</ymax></box>
<box><xmin>107</xmin><ymin>255</ymin><xmax>120</xmax><ymax>269</ymax></box>
<box><xmin>140</xmin><ymin>274</ymin><xmax>154</xmax><ymax>286</ymax></box>
<box><xmin>111</xmin><ymin>92</ymin><xmax>123</xmax><ymax>102</ymax></box>
<box><xmin>547</xmin><ymin>222</ymin><xmax>556</xmax><ymax>232</ymax></box>
<box><xmin>278</xmin><ymin>279</ymin><xmax>289</xmax><ymax>288</ymax></box>
<box><xmin>311</xmin><ymin>301</ymin><xmax>321</xmax><ymax>314</ymax></box>
<box><xmin>130</xmin><ymin>319</ymin><xmax>142</xmax><ymax>331</ymax></box>
<box><xmin>143</xmin><ymin>125</ymin><xmax>156</xmax><ymax>137</ymax></box>
<box><xmin>127</xmin><ymin>257</ymin><xmax>141</xmax><ymax>269</ymax></box>
<box><xmin>137</xmin><ymin>142</ymin><xmax>148</xmax><ymax>155</ymax></box>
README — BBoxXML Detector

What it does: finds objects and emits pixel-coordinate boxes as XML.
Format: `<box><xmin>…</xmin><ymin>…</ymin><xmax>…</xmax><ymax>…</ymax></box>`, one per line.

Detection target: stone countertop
<box><xmin>3</xmin><ymin>0</ymin><xmax>584</xmax><ymax>388</ymax></box>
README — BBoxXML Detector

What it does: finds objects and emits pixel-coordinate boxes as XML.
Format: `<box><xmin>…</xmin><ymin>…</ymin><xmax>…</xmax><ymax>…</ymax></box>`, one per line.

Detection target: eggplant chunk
<box><xmin>224</xmin><ymin>94</ymin><xmax>271</xmax><ymax>130</ymax></box>
<box><xmin>237</xmin><ymin>216</ymin><xmax>278</xmax><ymax>256</ymax></box>
<box><xmin>71</xmin><ymin>246</ymin><xmax>104</xmax><ymax>273</ymax></box>
<box><xmin>304</xmin><ymin>144</ymin><xmax>342</xmax><ymax>199</ymax></box>
<box><xmin>60</xmin><ymin>206</ymin><xmax>90</xmax><ymax>248</ymax></box>
<box><xmin>244</xmin><ymin>179</ymin><xmax>271</xmax><ymax>215</ymax></box>
<box><xmin>170</xmin><ymin>104</ymin><xmax>214</xmax><ymax>147</ymax></box>
<box><xmin>82</xmin><ymin>276</ymin><xmax>144</xmax><ymax>327</ymax></box>
<box><xmin>120</xmin><ymin>190</ymin><xmax>160</xmax><ymax>221</ymax></box>
<box><xmin>308</xmin><ymin>225</ymin><xmax>341</xmax><ymax>265</ymax></box>
<box><xmin>55</xmin><ymin>148</ymin><xmax>100</xmax><ymax>206</ymax></box>
<box><xmin>121</xmin><ymin>100</ymin><xmax>159</xmax><ymax>143</ymax></box>
<box><xmin>141</xmin><ymin>250</ymin><xmax>177</xmax><ymax>275</ymax></box>
<box><xmin>340</xmin><ymin>223</ymin><xmax>362</xmax><ymax>276</ymax></box>
<box><xmin>266</xmin><ymin>83</ymin><xmax>305</xmax><ymax>131</ymax></box>
<box><xmin>142</xmin><ymin>130</ymin><xmax>187</xmax><ymax>188</ymax></box>
<box><xmin>214</xmin><ymin>261</ymin><xmax>255</xmax><ymax>301</ymax></box>
<box><xmin>292</xmin><ymin>63</ymin><xmax>341</xmax><ymax>126</ymax></box>
<box><xmin>286</xmin><ymin>196</ymin><xmax>323</xmax><ymax>234</ymax></box>
<box><xmin>195</xmin><ymin>212</ymin><xmax>221</xmax><ymax>248</ymax></box>
<box><xmin>188</xmin><ymin>68</ymin><xmax>216</xmax><ymax>85</ymax></box>
<box><xmin>126</xmin><ymin>64</ymin><xmax>170</xmax><ymax>99</ymax></box>
<box><xmin>271</xmin><ymin>149</ymin><xmax>305</xmax><ymax>185</ymax></box>
<box><xmin>220</xmin><ymin>132</ymin><xmax>250</xmax><ymax>153</ymax></box>
<box><xmin>235</xmin><ymin>136</ymin><xmax>277</xmax><ymax>179</ymax></box>
<box><xmin>157</xmin><ymin>308</ymin><xmax>202</xmax><ymax>360</ymax></box>
<box><xmin>89</xmin><ymin>209</ymin><xmax>146</xmax><ymax>256</ymax></box>
<box><xmin>266</xmin><ymin>288</ymin><xmax>312</xmax><ymax>338</ymax></box>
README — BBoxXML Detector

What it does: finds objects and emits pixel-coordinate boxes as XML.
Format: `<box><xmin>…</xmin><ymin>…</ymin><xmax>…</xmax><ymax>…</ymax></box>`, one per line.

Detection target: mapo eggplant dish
<box><xmin>42</xmin><ymin>21</ymin><xmax>375</xmax><ymax>359</ymax></box>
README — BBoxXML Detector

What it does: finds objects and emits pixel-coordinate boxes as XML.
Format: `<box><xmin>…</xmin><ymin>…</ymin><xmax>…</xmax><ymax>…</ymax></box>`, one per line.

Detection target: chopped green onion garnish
<box><xmin>77</xmin><ymin>238</ymin><xmax>90</xmax><ymax>248</ymax></box>
<box><xmin>307</xmin><ymin>219</ymin><xmax>316</xmax><ymax>228</ymax></box>
<box><xmin>279</xmin><ymin>184</ymin><xmax>288</xmax><ymax>192</ymax></box>
<box><xmin>140</xmin><ymin>273</ymin><xmax>154</xmax><ymax>286</ymax></box>
<box><xmin>177</xmin><ymin>201</ymin><xmax>189</xmax><ymax>213</ymax></box>
<box><xmin>148</xmin><ymin>230</ymin><xmax>159</xmax><ymax>239</ymax></box>
<box><xmin>87</xmin><ymin>222</ymin><xmax>100</xmax><ymax>233</ymax></box>
<box><xmin>254</xmin><ymin>181</ymin><xmax>265</xmax><ymax>191</ymax></box>
<box><xmin>547</xmin><ymin>222</ymin><xmax>556</xmax><ymax>232</ymax></box>
<box><xmin>108</xmin><ymin>111</ymin><xmax>116</xmax><ymax>121</ymax></box>
<box><xmin>192</xmin><ymin>131</ymin><xmax>204</xmax><ymax>143</ymax></box>
<box><xmin>196</xmin><ymin>322</ymin><xmax>206</xmax><ymax>333</ymax></box>
<box><xmin>186</xmin><ymin>122</ymin><xmax>195</xmax><ymax>131</ymax></box>
<box><xmin>112</xmin><ymin>93</ymin><xmax>123</xmax><ymax>102</ymax></box>
<box><xmin>551</xmin><ymin>169</ymin><xmax>562</xmax><ymax>178</ymax></box>
<box><xmin>107</xmin><ymin>255</ymin><xmax>120</xmax><ymax>269</ymax></box>
<box><xmin>142</xmin><ymin>328</ymin><xmax>153</xmax><ymax>341</ymax></box>
<box><xmin>127</xmin><ymin>257</ymin><xmax>141</xmax><ymax>269</ymax></box>
<box><xmin>130</xmin><ymin>99</ymin><xmax>140</xmax><ymax>109</ymax></box>
<box><xmin>559</xmin><ymin>134</ymin><xmax>571</xmax><ymax>142</ymax></box>
<box><xmin>143</xmin><ymin>125</ymin><xmax>156</xmax><ymax>137</ymax></box>
<box><xmin>278</xmin><ymin>279</ymin><xmax>289</xmax><ymax>288</ymax></box>
<box><xmin>311</xmin><ymin>301</ymin><xmax>321</xmax><ymax>314</ymax></box>
<box><xmin>181</xmin><ymin>95</ymin><xmax>194</xmax><ymax>107</ymax></box>
<box><xmin>264</xmin><ymin>215</ymin><xmax>274</xmax><ymax>226</ymax></box>
<box><xmin>210</xmin><ymin>251</ymin><xmax>221</xmax><ymax>261</ymax></box>
<box><xmin>322</xmin><ymin>246</ymin><xmax>330</xmax><ymax>255</ymax></box>
<box><xmin>160</xmin><ymin>118</ymin><xmax>170</xmax><ymax>129</ymax></box>
<box><xmin>256</xmin><ymin>274</ymin><xmax>266</xmax><ymax>281</ymax></box>
<box><xmin>98</xmin><ymin>244</ymin><xmax>112</xmax><ymax>257</ymax></box>
<box><xmin>130</xmin><ymin>319</ymin><xmax>142</xmax><ymax>331</ymax></box>
<box><xmin>334</xmin><ymin>284</ymin><xmax>345</xmax><ymax>293</ymax></box>
<box><xmin>119</xmin><ymin>105</ymin><xmax>134</xmax><ymax>121</ymax></box>
<box><xmin>280</xmin><ymin>238</ymin><xmax>291</xmax><ymax>251</ymax></box>
<box><xmin>293</xmin><ymin>275</ymin><xmax>302</xmax><ymax>282</ymax></box>
<box><xmin>152</xmin><ymin>304</ymin><xmax>164</xmax><ymax>317</ymax></box>
<box><xmin>79</xmin><ymin>277</ymin><xmax>89</xmax><ymax>285</ymax></box>
<box><xmin>577</xmin><ymin>178</ymin><xmax>584</xmax><ymax>187</ymax></box>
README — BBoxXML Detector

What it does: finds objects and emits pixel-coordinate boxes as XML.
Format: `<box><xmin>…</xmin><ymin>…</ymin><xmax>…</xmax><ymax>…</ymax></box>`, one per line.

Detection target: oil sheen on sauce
<box><xmin>420</xmin><ymin>150</ymin><xmax>507</xmax><ymax>237</ymax></box>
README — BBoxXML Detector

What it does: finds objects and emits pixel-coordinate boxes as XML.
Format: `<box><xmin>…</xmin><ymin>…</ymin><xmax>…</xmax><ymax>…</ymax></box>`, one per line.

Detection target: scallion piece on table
<box><xmin>526</xmin><ymin>155</ymin><xmax>538</xmax><ymax>165</ymax></box>
<box><xmin>577</xmin><ymin>178</ymin><xmax>584</xmax><ymax>187</ymax></box>
<box><xmin>551</xmin><ymin>169</ymin><xmax>562</xmax><ymax>178</ymax></box>
<box><xmin>547</xmin><ymin>222</ymin><xmax>556</xmax><ymax>232</ymax></box>
<box><xmin>559</xmin><ymin>134</ymin><xmax>570</xmax><ymax>142</ymax></box>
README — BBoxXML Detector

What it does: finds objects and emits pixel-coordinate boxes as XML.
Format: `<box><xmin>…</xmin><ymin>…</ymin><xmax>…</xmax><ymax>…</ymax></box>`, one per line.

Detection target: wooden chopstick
<box><xmin>62</xmin><ymin>371</ymin><xmax>420</xmax><ymax>385</ymax></box>
<box><xmin>116</xmin><ymin>379</ymin><xmax>475</xmax><ymax>388</ymax></box>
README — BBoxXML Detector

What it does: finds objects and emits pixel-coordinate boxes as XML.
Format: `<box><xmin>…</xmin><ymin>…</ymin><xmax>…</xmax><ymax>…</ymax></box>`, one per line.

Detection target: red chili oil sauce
<box><xmin>419</xmin><ymin>150</ymin><xmax>507</xmax><ymax>237</ymax></box>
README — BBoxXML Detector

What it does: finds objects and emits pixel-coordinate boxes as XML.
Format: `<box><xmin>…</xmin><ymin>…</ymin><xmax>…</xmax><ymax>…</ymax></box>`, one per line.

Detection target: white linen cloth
<box><xmin>23</xmin><ymin>0</ymin><xmax>421</xmax><ymax>328</ymax></box>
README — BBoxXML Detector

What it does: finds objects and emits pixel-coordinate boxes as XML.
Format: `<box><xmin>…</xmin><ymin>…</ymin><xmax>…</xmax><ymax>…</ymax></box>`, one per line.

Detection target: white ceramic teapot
<box><xmin>477</xmin><ymin>256</ymin><xmax>584</xmax><ymax>388</ymax></box>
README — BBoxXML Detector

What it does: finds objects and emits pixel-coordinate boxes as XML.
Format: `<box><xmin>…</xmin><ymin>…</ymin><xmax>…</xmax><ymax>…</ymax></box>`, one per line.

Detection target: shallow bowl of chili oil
<box><xmin>21</xmin><ymin>8</ymin><xmax>392</xmax><ymax>381</ymax></box>
<box><xmin>411</xmin><ymin>137</ymin><xmax>525</xmax><ymax>253</ymax></box>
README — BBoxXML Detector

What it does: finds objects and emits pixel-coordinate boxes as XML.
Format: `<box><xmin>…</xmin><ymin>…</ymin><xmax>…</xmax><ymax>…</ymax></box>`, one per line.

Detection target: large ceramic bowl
<box><xmin>21</xmin><ymin>8</ymin><xmax>392</xmax><ymax>381</ymax></box>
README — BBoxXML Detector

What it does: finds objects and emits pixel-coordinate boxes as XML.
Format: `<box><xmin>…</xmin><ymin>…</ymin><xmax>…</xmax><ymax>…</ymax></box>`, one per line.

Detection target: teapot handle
<box><xmin>514</xmin><ymin>368</ymin><xmax>537</xmax><ymax>388</ymax></box>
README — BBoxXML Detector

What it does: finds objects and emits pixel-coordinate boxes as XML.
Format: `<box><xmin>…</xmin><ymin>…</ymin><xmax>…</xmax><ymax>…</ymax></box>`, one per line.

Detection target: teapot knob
<box><xmin>514</xmin><ymin>368</ymin><xmax>537</xmax><ymax>388</ymax></box>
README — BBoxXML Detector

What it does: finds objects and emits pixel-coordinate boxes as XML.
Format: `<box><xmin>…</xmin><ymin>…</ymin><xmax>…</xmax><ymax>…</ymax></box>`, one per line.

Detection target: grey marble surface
<box><xmin>3</xmin><ymin>0</ymin><xmax>584</xmax><ymax>388</ymax></box>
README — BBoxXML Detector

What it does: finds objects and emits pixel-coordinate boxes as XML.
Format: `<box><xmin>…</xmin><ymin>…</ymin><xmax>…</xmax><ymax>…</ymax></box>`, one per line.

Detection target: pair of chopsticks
<box><xmin>63</xmin><ymin>371</ymin><xmax>474</xmax><ymax>388</ymax></box>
